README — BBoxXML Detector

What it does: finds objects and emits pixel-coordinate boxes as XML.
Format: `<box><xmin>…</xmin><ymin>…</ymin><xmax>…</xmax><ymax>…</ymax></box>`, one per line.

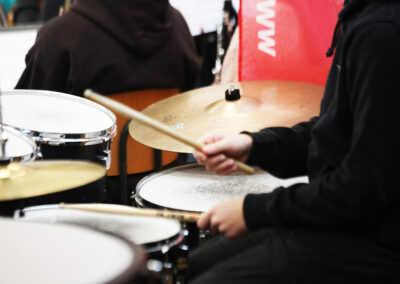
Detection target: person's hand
<box><xmin>193</xmin><ymin>133</ymin><xmax>253</xmax><ymax>175</ymax></box>
<box><xmin>197</xmin><ymin>198</ymin><xmax>248</xmax><ymax>238</ymax></box>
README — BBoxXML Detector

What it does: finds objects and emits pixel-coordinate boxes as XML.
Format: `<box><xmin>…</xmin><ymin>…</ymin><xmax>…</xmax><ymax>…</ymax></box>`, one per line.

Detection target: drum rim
<box><xmin>0</xmin><ymin>125</ymin><xmax>38</xmax><ymax>162</ymax></box>
<box><xmin>2</xmin><ymin>90</ymin><xmax>117</xmax><ymax>144</ymax></box>
<box><xmin>134</xmin><ymin>163</ymin><xmax>203</xmax><ymax>213</ymax></box>
<box><xmin>1</xmin><ymin>218</ymin><xmax>147</xmax><ymax>284</ymax></box>
<box><xmin>16</xmin><ymin>204</ymin><xmax>185</xmax><ymax>253</ymax></box>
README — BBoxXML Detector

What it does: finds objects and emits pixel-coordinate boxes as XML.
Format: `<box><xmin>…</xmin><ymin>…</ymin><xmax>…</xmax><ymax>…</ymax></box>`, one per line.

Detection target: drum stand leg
<box><xmin>119</xmin><ymin>121</ymin><xmax>162</xmax><ymax>205</ymax></box>
<box><xmin>119</xmin><ymin>121</ymin><xmax>130</xmax><ymax>205</ymax></box>
<box><xmin>153</xmin><ymin>149</ymin><xmax>162</xmax><ymax>172</ymax></box>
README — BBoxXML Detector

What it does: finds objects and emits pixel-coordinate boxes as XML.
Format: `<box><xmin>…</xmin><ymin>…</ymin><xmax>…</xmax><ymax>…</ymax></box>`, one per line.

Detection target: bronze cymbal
<box><xmin>130</xmin><ymin>80</ymin><xmax>323</xmax><ymax>153</ymax></box>
<box><xmin>0</xmin><ymin>160</ymin><xmax>106</xmax><ymax>201</ymax></box>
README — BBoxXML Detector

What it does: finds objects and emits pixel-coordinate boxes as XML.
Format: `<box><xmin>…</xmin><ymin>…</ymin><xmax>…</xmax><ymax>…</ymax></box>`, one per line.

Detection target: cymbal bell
<box><xmin>130</xmin><ymin>80</ymin><xmax>323</xmax><ymax>153</ymax></box>
<box><xmin>0</xmin><ymin>160</ymin><xmax>106</xmax><ymax>201</ymax></box>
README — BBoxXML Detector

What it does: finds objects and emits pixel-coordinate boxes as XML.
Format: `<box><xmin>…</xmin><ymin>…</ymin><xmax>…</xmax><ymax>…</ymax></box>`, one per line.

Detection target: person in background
<box><xmin>16</xmin><ymin>0</ymin><xmax>200</xmax><ymax>203</ymax></box>
<box><xmin>16</xmin><ymin>0</ymin><xmax>200</xmax><ymax>96</ymax></box>
<box><xmin>189</xmin><ymin>0</ymin><xmax>400</xmax><ymax>283</ymax></box>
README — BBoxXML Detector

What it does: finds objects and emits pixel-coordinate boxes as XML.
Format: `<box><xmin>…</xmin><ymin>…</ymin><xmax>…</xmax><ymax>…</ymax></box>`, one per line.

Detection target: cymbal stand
<box><xmin>212</xmin><ymin>23</ymin><xmax>224</xmax><ymax>84</ymax></box>
<box><xmin>0</xmin><ymin>90</ymin><xmax>8</xmax><ymax>159</ymax></box>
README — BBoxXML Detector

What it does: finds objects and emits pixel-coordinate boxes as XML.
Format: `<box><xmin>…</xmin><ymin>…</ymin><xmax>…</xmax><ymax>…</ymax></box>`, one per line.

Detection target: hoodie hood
<box><xmin>326</xmin><ymin>0</ymin><xmax>385</xmax><ymax>57</ymax></box>
<box><xmin>71</xmin><ymin>0</ymin><xmax>172</xmax><ymax>57</ymax></box>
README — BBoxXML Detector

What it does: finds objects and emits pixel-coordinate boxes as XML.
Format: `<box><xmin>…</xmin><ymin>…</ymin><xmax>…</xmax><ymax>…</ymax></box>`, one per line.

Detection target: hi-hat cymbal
<box><xmin>130</xmin><ymin>80</ymin><xmax>323</xmax><ymax>153</ymax></box>
<box><xmin>0</xmin><ymin>160</ymin><xmax>106</xmax><ymax>201</ymax></box>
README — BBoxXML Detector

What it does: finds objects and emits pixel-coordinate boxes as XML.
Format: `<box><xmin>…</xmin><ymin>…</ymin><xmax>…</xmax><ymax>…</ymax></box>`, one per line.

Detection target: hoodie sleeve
<box><xmin>243</xmin><ymin>23</ymin><xmax>400</xmax><ymax>230</ymax></box>
<box><xmin>244</xmin><ymin>116</ymin><xmax>319</xmax><ymax>178</ymax></box>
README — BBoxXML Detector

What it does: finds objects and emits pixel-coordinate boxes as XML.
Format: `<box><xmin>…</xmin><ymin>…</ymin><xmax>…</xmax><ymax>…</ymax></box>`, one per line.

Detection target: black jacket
<box><xmin>16</xmin><ymin>0</ymin><xmax>200</xmax><ymax>96</ymax></box>
<box><xmin>243</xmin><ymin>0</ymin><xmax>400</xmax><ymax>241</ymax></box>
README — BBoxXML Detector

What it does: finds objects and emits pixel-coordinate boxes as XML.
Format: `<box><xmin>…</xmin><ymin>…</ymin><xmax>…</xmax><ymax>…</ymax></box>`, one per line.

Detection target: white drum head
<box><xmin>0</xmin><ymin>218</ymin><xmax>143</xmax><ymax>284</ymax></box>
<box><xmin>18</xmin><ymin>204</ymin><xmax>182</xmax><ymax>246</ymax></box>
<box><xmin>136</xmin><ymin>164</ymin><xmax>308</xmax><ymax>212</ymax></box>
<box><xmin>2</xmin><ymin>90</ymin><xmax>115</xmax><ymax>135</ymax></box>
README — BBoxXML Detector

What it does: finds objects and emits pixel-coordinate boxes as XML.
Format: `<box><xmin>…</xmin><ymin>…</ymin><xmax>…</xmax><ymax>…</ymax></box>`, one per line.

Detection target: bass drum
<box><xmin>134</xmin><ymin>163</ymin><xmax>308</xmax><ymax>247</ymax></box>
<box><xmin>0</xmin><ymin>218</ymin><xmax>145</xmax><ymax>284</ymax></box>
<box><xmin>16</xmin><ymin>204</ymin><xmax>188</xmax><ymax>283</ymax></box>
<box><xmin>0</xmin><ymin>126</ymin><xmax>38</xmax><ymax>164</ymax></box>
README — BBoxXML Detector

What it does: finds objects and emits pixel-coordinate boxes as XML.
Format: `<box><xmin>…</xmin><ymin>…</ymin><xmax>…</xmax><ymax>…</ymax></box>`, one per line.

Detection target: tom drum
<box><xmin>16</xmin><ymin>204</ymin><xmax>188</xmax><ymax>283</ymax></box>
<box><xmin>1</xmin><ymin>89</ymin><xmax>117</xmax><ymax>168</ymax></box>
<box><xmin>0</xmin><ymin>218</ymin><xmax>145</xmax><ymax>284</ymax></box>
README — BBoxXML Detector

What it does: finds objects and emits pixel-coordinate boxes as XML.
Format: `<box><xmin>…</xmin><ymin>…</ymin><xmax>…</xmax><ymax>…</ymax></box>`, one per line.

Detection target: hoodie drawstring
<box><xmin>326</xmin><ymin>19</ymin><xmax>342</xmax><ymax>57</ymax></box>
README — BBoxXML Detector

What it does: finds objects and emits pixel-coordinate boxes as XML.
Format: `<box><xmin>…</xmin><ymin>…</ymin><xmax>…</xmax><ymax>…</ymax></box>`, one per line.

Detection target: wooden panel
<box><xmin>107</xmin><ymin>89</ymin><xmax>179</xmax><ymax>176</ymax></box>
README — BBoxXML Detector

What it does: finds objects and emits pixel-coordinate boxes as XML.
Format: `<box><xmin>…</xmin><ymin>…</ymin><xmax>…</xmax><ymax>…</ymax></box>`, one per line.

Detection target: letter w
<box><xmin>256</xmin><ymin>0</ymin><xmax>276</xmax><ymax>57</ymax></box>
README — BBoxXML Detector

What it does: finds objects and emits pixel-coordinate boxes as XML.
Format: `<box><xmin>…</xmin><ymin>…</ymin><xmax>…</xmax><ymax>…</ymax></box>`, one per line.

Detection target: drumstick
<box><xmin>84</xmin><ymin>89</ymin><xmax>255</xmax><ymax>175</ymax></box>
<box><xmin>59</xmin><ymin>203</ymin><xmax>201</xmax><ymax>222</ymax></box>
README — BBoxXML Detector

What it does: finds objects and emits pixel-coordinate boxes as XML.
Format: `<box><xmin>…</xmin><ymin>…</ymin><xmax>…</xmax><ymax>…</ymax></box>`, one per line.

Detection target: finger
<box><xmin>210</xmin><ymin>224</ymin><xmax>220</xmax><ymax>236</ymax></box>
<box><xmin>200</xmin><ymin>133</ymin><xmax>225</xmax><ymax>145</ymax></box>
<box><xmin>213</xmin><ymin>159</ymin><xmax>238</xmax><ymax>175</ymax></box>
<box><xmin>203</xmin><ymin>154</ymin><xmax>226</xmax><ymax>170</ymax></box>
<box><xmin>193</xmin><ymin>149</ymin><xmax>207</xmax><ymax>164</ymax></box>
<box><xmin>202</xmin><ymin>139</ymin><xmax>230</xmax><ymax>156</ymax></box>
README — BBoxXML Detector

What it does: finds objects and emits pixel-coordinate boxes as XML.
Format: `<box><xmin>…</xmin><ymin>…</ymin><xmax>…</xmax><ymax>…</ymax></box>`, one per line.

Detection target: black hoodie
<box><xmin>243</xmin><ymin>0</ymin><xmax>400</xmax><ymax>245</ymax></box>
<box><xmin>16</xmin><ymin>0</ymin><xmax>200</xmax><ymax>96</ymax></box>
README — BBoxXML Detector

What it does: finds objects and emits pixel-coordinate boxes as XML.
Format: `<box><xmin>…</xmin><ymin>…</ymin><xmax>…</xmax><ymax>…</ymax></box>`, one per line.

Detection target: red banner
<box><xmin>239</xmin><ymin>0</ymin><xmax>343</xmax><ymax>86</ymax></box>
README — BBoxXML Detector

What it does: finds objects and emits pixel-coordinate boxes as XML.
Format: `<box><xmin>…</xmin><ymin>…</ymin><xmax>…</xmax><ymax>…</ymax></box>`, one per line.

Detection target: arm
<box><xmin>194</xmin><ymin>117</ymin><xmax>318</xmax><ymax>176</ymax></box>
<box><xmin>244</xmin><ymin>23</ymin><xmax>400</xmax><ymax>230</ymax></box>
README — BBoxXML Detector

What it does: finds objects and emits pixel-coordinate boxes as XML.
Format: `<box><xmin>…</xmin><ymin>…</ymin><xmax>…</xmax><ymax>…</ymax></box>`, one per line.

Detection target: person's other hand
<box><xmin>193</xmin><ymin>133</ymin><xmax>253</xmax><ymax>175</ymax></box>
<box><xmin>197</xmin><ymin>198</ymin><xmax>248</xmax><ymax>238</ymax></box>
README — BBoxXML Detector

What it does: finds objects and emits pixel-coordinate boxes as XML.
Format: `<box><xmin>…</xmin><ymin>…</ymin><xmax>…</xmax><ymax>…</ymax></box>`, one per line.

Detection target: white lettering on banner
<box><xmin>256</xmin><ymin>0</ymin><xmax>276</xmax><ymax>57</ymax></box>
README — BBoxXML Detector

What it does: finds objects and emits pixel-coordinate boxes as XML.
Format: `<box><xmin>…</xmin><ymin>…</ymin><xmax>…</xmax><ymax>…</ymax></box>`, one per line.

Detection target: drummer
<box><xmin>189</xmin><ymin>0</ymin><xmax>400</xmax><ymax>283</ymax></box>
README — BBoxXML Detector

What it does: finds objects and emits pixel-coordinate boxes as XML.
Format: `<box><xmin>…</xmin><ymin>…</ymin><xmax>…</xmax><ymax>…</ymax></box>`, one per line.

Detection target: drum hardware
<box><xmin>128</xmin><ymin>80</ymin><xmax>323</xmax><ymax>153</ymax></box>
<box><xmin>84</xmin><ymin>89</ymin><xmax>255</xmax><ymax>175</ymax></box>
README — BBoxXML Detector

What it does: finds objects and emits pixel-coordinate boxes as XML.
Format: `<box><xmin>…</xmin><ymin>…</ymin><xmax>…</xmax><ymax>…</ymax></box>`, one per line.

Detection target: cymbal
<box><xmin>0</xmin><ymin>160</ymin><xmax>106</xmax><ymax>201</ymax></box>
<box><xmin>130</xmin><ymin>80</ymin><xmax>323</xmax><ymax>153</ymax></box>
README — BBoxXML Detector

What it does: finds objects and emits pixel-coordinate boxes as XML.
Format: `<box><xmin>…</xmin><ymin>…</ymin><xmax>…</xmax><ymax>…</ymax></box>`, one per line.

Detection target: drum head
<box><xmin>136</xmin><ymin>164</ymin><xmax>308</xmax><ymax>212</ymax></box>
<box><xmin>0</xmin><ymin>218</ymin><xmax>144</xmax><ymax>284</ymax></box>
<box><xmin>1</xmin><ymin>90</ymin><xmax>116</xmax><ymax>141</ymax></box>
<box><xmin>0</xmin><ymin>126</ymin><xmax>37</xmax><ymax>162</ymax></box>
<box><xmin>17</xmin><ymin>204</ymin><xmax>182</xmax><ymax>249</ymax></box>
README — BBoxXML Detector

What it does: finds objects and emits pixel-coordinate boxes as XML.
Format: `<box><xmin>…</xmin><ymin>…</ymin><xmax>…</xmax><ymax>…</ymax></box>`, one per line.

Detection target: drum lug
<box><xmin>98</xmin><ymin>149</ymin><xmax>111</xmax><ymax>170</ymax></box>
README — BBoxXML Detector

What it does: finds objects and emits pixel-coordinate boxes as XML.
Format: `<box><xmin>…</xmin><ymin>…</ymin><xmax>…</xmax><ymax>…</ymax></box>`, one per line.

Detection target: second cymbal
<box><xmin>130</xmin><ymin>80</ymin><xmax>323</xmax><ymax>153</ymax></box>
<box><xmin>0</xmin><ymin>160</ymin><xmax>106</xmax><ymax>201</ymax></box>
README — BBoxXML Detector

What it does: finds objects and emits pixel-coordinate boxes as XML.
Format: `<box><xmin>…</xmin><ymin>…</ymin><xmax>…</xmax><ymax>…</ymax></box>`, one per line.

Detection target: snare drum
<box><xmin>0</xmin><ymin>218</ymin><xmax>145</xmax><ymax>284</ymax></box>
<box><xmin>0</xmin><ymin>125</ymin><xmax>37</xmax><ymax>164</ymax></box>
<box><xmin>134</xmin><ymin>163</ymin><xmax>308</xmax><ymax>212</ymax></box>
<box><xmin>134</xmin><ymin>164</ymin><xmax>308</xmax><ymax>247</ymax></box>
<box><xmin>16</xmin><ymin>204</ymin><xmax>187</xmax><ymax>282</ymax></box>
<box><xmin>1</xmin><ymin>89</ymin><xmax>117</xmax><ymax>169</ymax></box>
